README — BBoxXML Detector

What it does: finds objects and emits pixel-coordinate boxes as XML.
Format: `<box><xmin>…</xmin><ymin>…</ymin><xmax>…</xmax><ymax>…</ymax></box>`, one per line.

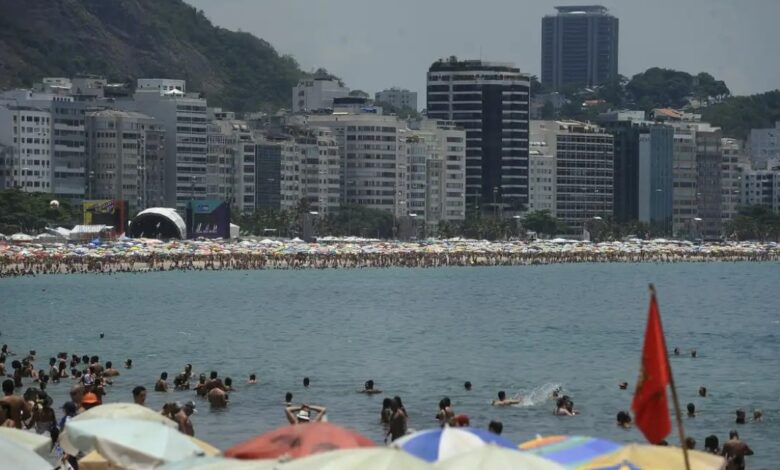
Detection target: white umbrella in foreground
<box><xmin>0</xmin><ymin>426</ymin><xmax>51</xmax><ymax>457</ymax></box>
<box><xmin>281</xmin><ymin>448</ymin><xmax>431</xmax><ymax>470</ymax></box>
<box><xmin>0</xmin><ymin>438</ymin><xmax>52</xmax><ymax>470</ymax></box>
<box><xmin>435</xmin><ymin>445</ymin><xmax>566</xmax><ymax>470</ymax></box>
<box><xmin>156</xmin><ymin>456</ymin><xmax>278</xmax><ymax>470</ymax></box>
<box><xmin>61</xmin><ymin>418</ymin><xmax>204</xmax><ymax>469</ymax></box>
<box><xmin>70</xmin><ymin>402</ymin><xmax>177</xmax><ymax>429</ymax></box>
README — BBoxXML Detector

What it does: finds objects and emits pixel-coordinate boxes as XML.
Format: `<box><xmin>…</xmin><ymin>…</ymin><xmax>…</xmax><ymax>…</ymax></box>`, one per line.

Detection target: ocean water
<box><xmin>1</xmin><ymin>263</ymin><xmax>778</xmax><ymax>468</ymax></box>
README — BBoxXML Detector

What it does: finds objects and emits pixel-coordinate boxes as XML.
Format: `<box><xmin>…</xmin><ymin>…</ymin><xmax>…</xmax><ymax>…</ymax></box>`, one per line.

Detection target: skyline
<box><xmin>186</xmin><ymin>0</ymin><xmax>780</xmax><ymax>107</ymax></box>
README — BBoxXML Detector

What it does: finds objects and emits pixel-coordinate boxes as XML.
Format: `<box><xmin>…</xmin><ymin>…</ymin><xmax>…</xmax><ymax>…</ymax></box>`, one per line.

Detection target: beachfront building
<box><xmin>597</xmin><ymin>115</ymin><xmax>642</xmax><ymax>223</ymax></box>
<box><xmin>671</xmin><ymin>126</ymin><xmax>698</xmax><ymax>238</ymax></box>
<box><xmin>426</xmin><ymin>58</ymin><xmax>530</xmax><ymax>215</ymax></box>
<box><xmin>85</xmin><ymin>110</ymin><xmax>165</xmax><ymax>212</ymax></box>
<box><xmin>207</xmin><ymin>109</ymin><xmax>257</xmax><ymax>213</ymax></box>
<box><xmin>255</xmin><ymin>133</ymin><xmax>290</xmax><ymax>211</ymax></box>
<box><xmin>120</xmin><ymin>79</ymin><xmax>208</xmax><ymax>210</ymax></box>
<box><xmin>741</xmin><ymin>164</ymin><xmax>780</xmax><ymax>213</ymax></box>
<box><xmin>292</xmin><ymin>76</ymin><xmax>349</xmax><ymax>113</ymax></box>
<box><xmin>528</xmin><ymin>126</ymin><xmax>557</xmax><ymax>215</ymax></box>
<box><xmin>694</xmin><ymin>124</ymin><xmax>724</xmax><ymax>239</ymax></box>
<box><xmin>533</xmin><ymin>120</ymin><xmax>614</xmax><ymax>235</ymax></box>
<box><xmin>401</xmin><ymin>119</ymin><xmax>466</xmax><ymax>232</ymax></box>
<box><xmin>747</xmin><ymin>121</ymin><xmax>780</xmax><ymax>169</ymax></box>
<box><xmin>541</xmin><ymin>5</ymin><xmax>619</xmax><ymax>89</ymax></box>
<box><xmin>305</xmin><ymin>111</ymin><xmax>407</xmax><ymax>217</ymax></box>
<box><xmin>282</xmin><ymin>125</ymin><xmax>341</xmax><ymax>215</ymax></box>
<box><xmin>721</xmin><ymin>138</ymin><xmax>748</xmax><ymax>225</ymax></box>
<box><xmin>0</xmin><ymin>104</ymin><xmax>53</xmax><ymax>192</ymax></box>
<box><xmin>375</xmin><ymin>87</ymin><xmax>418</xmax><ymax>111</ymax></box>
<box><xmin>637</xmin><ymin>126</ymin><xmax>674</xmax><ymax>234</ymax></box>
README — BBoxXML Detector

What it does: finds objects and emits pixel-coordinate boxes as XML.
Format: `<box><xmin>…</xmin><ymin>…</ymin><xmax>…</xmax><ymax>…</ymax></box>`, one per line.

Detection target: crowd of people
<box><xmin>0</xmin><ymin>341</ymin><xmax>762</xmax><ymax>470</ymax></box>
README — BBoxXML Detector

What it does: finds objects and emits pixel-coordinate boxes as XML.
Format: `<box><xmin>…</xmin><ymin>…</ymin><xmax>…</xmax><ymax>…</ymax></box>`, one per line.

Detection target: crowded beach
<box><xmin>1</xmin><ymin>237</ymin><xmax>779</xmax><ymax>277</ymax></box>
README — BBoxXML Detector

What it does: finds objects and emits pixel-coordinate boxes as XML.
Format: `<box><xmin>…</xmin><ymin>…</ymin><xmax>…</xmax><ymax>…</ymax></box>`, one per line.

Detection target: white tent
<box><xmin>230</xmin><ymin>223</ymin><xmax>240</xmax><ymax>239</ymax></box>
<box><xmin>10</xmin><ymin>233</ymin><xmax>34</xmax><ymax>242</ymax></box>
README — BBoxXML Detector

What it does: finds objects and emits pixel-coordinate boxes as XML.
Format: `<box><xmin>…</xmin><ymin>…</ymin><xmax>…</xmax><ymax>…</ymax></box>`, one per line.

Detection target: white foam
<box><xmin>512</xmin><ymin>382</ymin><xmax>563</xmax><ymax>407</ymax></box>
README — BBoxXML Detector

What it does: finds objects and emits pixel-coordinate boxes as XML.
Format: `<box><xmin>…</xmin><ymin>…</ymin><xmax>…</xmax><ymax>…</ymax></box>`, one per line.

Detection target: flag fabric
<box><xmin>631</xmin><ymin>289</ymin><xmax>672</xmax><ymax>444</ymax></box>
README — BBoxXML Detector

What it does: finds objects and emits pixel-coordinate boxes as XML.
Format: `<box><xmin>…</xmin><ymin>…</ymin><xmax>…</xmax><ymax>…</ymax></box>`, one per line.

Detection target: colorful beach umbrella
<box><xmin>225</xmin><ymin>422</ymin><xmax>375</xmax><ymax>460</ymax></box>
<box><xmin>436</xmin><ymin>446</ymin><xmax>566</xmax><ymax>470</ymax></box>
<box><xmin>393</xmin><ymin>427</ymin><xmax>517</xmax><ymax>462</ymax></box>
<box><xmin>576</xmin><ymin>444</ymin><xmax>725</xmax><ymax>470</ymax></box>
<box><xmin>281</xmin><ymin>447</ymin><xmax>431</xmax><ymax>470</ymax></box>
<box><xmin>519</xmin><ymin>435</ymin><xmax>622</xmax><ymax>468</ymax></box>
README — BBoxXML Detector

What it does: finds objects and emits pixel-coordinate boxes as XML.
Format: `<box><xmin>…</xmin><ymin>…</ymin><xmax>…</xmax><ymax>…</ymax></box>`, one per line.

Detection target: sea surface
<box><xmin>1</xmin><ymin>263</ymin><xmax>778</xmax><ymax>468</ymax></box>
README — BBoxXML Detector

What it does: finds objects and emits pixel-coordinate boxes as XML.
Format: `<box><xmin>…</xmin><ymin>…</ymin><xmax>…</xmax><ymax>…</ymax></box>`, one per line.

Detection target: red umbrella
<box><xmin>225</xmin><ymin>422</ymin><xmax>376</xmax><ymax>460</ymax></box>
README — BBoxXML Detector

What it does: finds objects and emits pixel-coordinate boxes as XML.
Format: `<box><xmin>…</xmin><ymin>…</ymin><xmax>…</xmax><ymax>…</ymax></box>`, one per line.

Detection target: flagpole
<box><xmin>650</xmin><ymin>284</ymin><xmax>691</xmax><ymax>470</ymax></box>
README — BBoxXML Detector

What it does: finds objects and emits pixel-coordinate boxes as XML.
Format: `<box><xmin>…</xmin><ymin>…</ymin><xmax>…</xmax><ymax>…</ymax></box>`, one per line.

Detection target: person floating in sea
<box><xmin>491</xmin><ymin>390</ymin><xmax>520</xmax><ymax>406</ymax></box>
<box><xmin>687</xmin><ymin>403</ymin><xmax>696</xmax><ymax>417</ymax></box>
<box><xmin>464</xmin><ymin>381</ymin><xmax>472</xmax><ymax>391</ymax></box>
<box><xmin>699</xmin><ymin>386</ymin><xmax>707</xmax><ymax>397</ymax></box>
<box><xmin>359</xmin><ymin>380</ymin><xmax>382</xmax><ymax>394</ymax></box>
<box><xmin>247</xmin><ymin>374</ymin><xmax>258</xmax><ymax>385</ymax></box>
<box><xmin>619</xmin><ymin>382</ymin><xmax>628</xmax><ymax>390</ymax></box>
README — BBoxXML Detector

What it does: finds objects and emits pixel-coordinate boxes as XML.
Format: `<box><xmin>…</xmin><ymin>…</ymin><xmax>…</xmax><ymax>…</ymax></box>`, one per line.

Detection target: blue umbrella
<box><xmin>393</xmin><ymin>427</ymin><xmax>517</xmax><ymax>462</ymax></box>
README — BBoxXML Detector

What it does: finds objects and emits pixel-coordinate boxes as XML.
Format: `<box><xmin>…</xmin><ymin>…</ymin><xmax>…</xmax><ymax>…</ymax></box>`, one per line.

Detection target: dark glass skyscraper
<box><xmin>426</xmin><ymin>58</ymin><xmax>530</xmax><ymax>213</ymax></box>
<box><xmin>542</xmin><ymin>5</ymin><xmax>619</xmax><ymax>89</ymax></box>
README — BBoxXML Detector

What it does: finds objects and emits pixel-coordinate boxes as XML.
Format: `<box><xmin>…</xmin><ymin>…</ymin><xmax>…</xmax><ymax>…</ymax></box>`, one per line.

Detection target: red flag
<box><xmin>631</xmin><ymin>289</ymin><xmax>672</xmax><ymax>444</ymax></box>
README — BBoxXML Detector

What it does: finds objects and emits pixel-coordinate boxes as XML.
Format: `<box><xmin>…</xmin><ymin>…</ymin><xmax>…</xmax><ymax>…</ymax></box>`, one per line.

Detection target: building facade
<box><xmin>694</xmin><ymin>125</ymin><xmax>723</xmax><ymax>239</ymax></box>
<box><xmin>741</xmin><ymin>165</ymin><xmax>780</xmax><ymax>214</ymax></box>
<box><xmin>637</xmin><ymin>126</ymin><xmax>674</xmax><ymax>234</ymax></box>
<box><xmin>426</xmin><ymin>58</ymin><xmax>530</xmax><ymax>214</ymax></box>
<box><xmin>671</xmin><ymin>126</ymin><xmax>698</xmax><ymax>237</ymax></box>
<box><xmin>292</xmin><ymin>77</ymin><xmax>349</xmax><ymax>113</ymax></box>
<box><xmin>375</xmin><ymin>87</ymin><xmax>418</xmax><ymax>111</ymax></box>
<box><xmin>207</xmin><ymin>109</ymin><xmax>257</xmax><ymax>213</ymax></box>
<box><xmin>541</xmin><ymin>5</ymin><xmax>619</xmax><ymax>89</ymax></box>
<box><xmin>255</xmin><ymin>134</ymin><xmax>289</xmax><ymax>211</ymax></box>
<box><xmin>720</xmin><ymin>138</ymin><xmax>747</xmax><ymax>225</ymax></box>
<box><xmin>528</xmin><ymin>123</ymin><xmax>557</xmax><ymax>215</ymax></box>
<box><xmin>747</xmin><ymin>121</ymin><xmax>780</xmax><ymax>169</ymax></box>
<box><xmin>0</xmin><ymin>105</ymin><xmax>53</xmax><ymax>192</ymax></box>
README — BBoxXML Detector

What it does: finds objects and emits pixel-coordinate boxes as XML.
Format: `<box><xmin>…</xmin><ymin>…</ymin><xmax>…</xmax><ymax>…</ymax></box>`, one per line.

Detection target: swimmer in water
<box><xmin>285</xmin><ymin>404</ymin><xmax>326</xmax><ymax>424</ymax></box>
<box><xmin>124</xmin><ymin>359</ymin><xmax>133</xmax><ymax>369</ymax></box>
<box><xmin>699</xmin><ymin>386</ymin><xmax>707</xmax><ymax>397</ymax></box>
<box><xmin>616</xmin><ymin>411</ymin><xmax>632</xmax><ymax>429</ymax></box>
<box><xmin>464</xmin><ymin>381</ymin><xmax>472</xmax><ymax>391</ymax></box>
<box><xmin>619</xmin><ymin>382</ymin><xmax>628</xmax><ymax>390</ymax></box>
<box><xmin>673</xmin><ymin>347</ymin><xmax>680</xmax><ymax>356</ymax></box>
<box><xmin>691</xmin><ymin>349</ymin><xmax>697</xmax><ymax>358</ymax></box>
<box><xmin>247</xmin><ymin>374</ymin><xmax>257</xmax><ymax>385</ymax></box>
<box><xmin>303</xmin><ymin>377</ymin><xmax>310</xmax><ymax>388</ymax></box>
<box><xmin>491</xmin><ymin>390</ymin><xmax>520</xmax><ymax>406</ymax></box>
<box><xmin>284</xmin><ymin>392</ymin><xmax>293</xmax><ymax>406</ymax></box>
<box><xmin>359</xmin><ymin>380</ymin><xmax>382</xmax><ymax>394</ymax></box>
<box><xmin>155</xmin><ymin>372</ymin><xmax>169</xmax><ymax>392</ymax></box>
<box><xmin>687</xmin><ymin>403</ymin><xmax>696</xmax><ymax>417</ymax></box>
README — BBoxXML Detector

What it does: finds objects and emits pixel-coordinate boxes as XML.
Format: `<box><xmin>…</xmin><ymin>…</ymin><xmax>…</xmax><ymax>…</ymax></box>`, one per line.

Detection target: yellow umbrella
<box><xmin>576</xmin><ymin>444</ymin><xmax>725</xmax><ymax>470</ymax></box>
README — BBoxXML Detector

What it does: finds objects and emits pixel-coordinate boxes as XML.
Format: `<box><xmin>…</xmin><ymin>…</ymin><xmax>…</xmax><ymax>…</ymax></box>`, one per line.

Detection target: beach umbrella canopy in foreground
<box><xmin>519</xmin><ymin>435</ymin><xmax>623</xmax><ymax>468</ymax></box>
<box><xmin>60</xmin><ymin>418</ymin><xmax>204</xmax><ymax>469</ymax></box>
<box><xmin>436</xmin><ymin>446</ymin><xmax>566</xmax><ymax>470</ymax></box>
<box><xmin>156</xmin><ymin>456</ymin><xmax>278</xmax><ymax>470</ymax></box>
<box><xmin>576</xmin><ymin>444</ymin><xmax>725</xmax><ymax>470</ymax></box>
<box><xmin>0</xmin><ymin>438</ymin><xmax>52</xmax><ymax>470</ymax></box>
<box><xmin>225</xmin><ymin>422</ymin><xmax>376</xmax><ymax>460</ymax></box>
<box><xmin>392</xmin><ymin>426</ymin><xmax>517</xmax><ymax>462</ymax></box>
<box><xmin>71</xmin><ymin>402</ymin><xmax>178</xmax><ymax>428</ymax></box>
<box><xmin>0</xmin><ymin>427</ymin><xmax>51</xmax><ymax>458</ymax></box>
<box><xmin>281</xmin><ymin>448</ymin><xmax>431</xmax><ymax>470</ymax></box>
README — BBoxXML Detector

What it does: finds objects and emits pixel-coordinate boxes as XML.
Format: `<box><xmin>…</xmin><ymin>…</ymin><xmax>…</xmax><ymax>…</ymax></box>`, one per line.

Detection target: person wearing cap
<box><xmin>285</xmin><ymin>404</ymin><xmax>326</xmax><ymax>424</ymax></box>
<box><xmin>81</xmin><ymin>392</ymin><xmax>100</xmax><ymax>411</ymax></box>
<box><xmin>175</xmin><ymin>401</ymin><xmax>196</xmax><ymax>436</ymax></box>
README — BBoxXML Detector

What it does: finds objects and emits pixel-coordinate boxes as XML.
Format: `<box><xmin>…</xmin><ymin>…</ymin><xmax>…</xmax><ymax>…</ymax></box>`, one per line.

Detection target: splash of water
<box><xmin>512</xmin><ymin>382</ymin><xmax>563</xmax><ymax>407</ymax></box>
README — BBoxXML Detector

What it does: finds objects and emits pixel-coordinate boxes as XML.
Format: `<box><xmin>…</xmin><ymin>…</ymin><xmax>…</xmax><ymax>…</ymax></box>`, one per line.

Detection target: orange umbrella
<box><xmin>225</xmin><ymin>422</ymin><xmax>375</xmax><ymax>460</ymax></box>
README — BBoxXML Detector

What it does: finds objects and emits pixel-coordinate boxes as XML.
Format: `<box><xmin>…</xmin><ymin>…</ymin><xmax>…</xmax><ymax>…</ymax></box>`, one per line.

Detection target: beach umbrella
<box><xmin>436</xmin><ymin>446</ymin><xmax>566</xmax><ymax>470</ymax></box>
<box><xmin>0</xmin><ymin>427</ymin><xmax>51</xmax><ymax>458</ymax></box>
<box><xmin>281</xmin><ymin>447</ymin><xmax>431</xmax><ymax>470</ymax></box>
<box><xmin>60</xmin><ymin>418</ymin><xmax>204</xmax><ymax>469</ymax></box>
<box><xmin>225</xmin><ymin>422</ymin><xmax>375</xmax><ymax>460</ymax></box>
<box><xmin>575</xmin><ymin>444</ymin><xmax>725</xmax><ymax>470</ymax></box>
<box><xmin>0</xmin><ymin>438</ymin><xmax>52</xmax><ymax>470</ymax></box>
<box><xmin>79</xmin><ymin>436</ymin><xmax>221</xmax><ymax>470</ymax></box>
<box><xmin>144</xmin><ymin>456</ymin><xmax>278</xmax><ymax>470</ymax></box>
<box><xmin>392</xmin><ymin>427</ymin><xmax>517</xmax><ymax>462</ymax></box>
<box><xmin>70</xmin><ymin>402</ymin><xmax>177</xmax><ymax>428</ymax></box>
<box><xmin>519</xmin><ymin>435</ymin><xmax>622</xmax><ymax>468</ymax></box>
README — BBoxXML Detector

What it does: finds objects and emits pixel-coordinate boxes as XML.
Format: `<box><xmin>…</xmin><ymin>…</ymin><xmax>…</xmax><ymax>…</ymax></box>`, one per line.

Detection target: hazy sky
<box><xmin>186</xmin><ymin>0</ymin><xmax>779</xmax><ymax>106</ymax></box>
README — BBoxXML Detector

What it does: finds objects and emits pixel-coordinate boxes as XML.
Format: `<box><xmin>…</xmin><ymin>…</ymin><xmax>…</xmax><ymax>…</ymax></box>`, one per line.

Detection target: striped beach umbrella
<box><xmin>393</xmin><ymin>427</ymin><xmax>517</xmax><ymax>462</ymax></box>
<box><xmin>519</xmin><ymin>435</ymin><xmax>622</xmax><ymax>469</ymax></box>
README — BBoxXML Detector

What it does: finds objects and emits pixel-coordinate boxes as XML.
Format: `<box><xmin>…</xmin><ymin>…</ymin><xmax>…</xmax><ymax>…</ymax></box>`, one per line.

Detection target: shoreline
<box><xmin>2</xmin><ymin>238</ymin><xmax>779</xmax><ymax>277</ymax></box>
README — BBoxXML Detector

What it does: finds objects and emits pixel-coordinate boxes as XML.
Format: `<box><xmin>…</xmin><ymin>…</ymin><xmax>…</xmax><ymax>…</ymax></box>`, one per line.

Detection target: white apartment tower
<box><xmin>0</xmin><ymin>105</ymin><xmax>53</xmax><ymax>192</ymax></box>
<box><xmin>292</xmin><ymin>77</ymin><xmax>349</xmax><ymax>113</ymax></box>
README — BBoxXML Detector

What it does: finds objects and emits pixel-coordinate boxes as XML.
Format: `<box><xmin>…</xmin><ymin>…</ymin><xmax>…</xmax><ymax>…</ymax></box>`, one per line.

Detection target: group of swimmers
<box><xmin>2</xmin><ymin>242</ymin><xmax>779</xmax><ymax>277</ymax></box>
<box><xmin>0</xmin><ymin>342</ymin><xmax>762</xmax><ymax>469</ymax></box>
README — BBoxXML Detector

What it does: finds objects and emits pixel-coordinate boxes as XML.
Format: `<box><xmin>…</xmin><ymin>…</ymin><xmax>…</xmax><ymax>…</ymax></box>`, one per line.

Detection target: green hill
<box><xmin>0</xmin><ymin>0</ymin><xmax>304</xmax><ymax>112</ymax></box>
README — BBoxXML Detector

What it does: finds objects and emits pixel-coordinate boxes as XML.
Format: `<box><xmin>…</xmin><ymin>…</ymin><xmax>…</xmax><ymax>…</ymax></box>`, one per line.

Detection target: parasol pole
<box><xmin>650</xmin><ymin>283</ymin><xmax>691</xmax><ymax>470</ymax></box>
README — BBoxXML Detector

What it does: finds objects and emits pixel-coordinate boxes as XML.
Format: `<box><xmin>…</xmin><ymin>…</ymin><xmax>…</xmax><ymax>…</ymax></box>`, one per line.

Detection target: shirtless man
<box><xmin>1</xmin><ymin>379</ymin><xmax>31</xmax><ymax>428</ymax></box>
<box><xmin>194</xmin><ymin>375</ymin><xmax>208</xmax><ymax>397</ymax></box>
<box><xmin>491</xmin><ymin>391</ymin><xmax>520</xmax><ymax>406</ymax></box>
<box><xmin>207</xmin><ymin>385</ymin><xmax>229</xmax><ymax>408</ymax></box>
<box><xmin>155</xmin><ymin>372</ymin><xmax>169</xmax><ymax>392</ymax></box>
<box><xmin>175</xmin><ymin>401</ymin><xmax>196</xmax><ymax>436</ymax></box>
<box><xmin>722</xmin><ymin>430</ymin><xmax>753</xmax><ymax>470</ymax></box>
<box><xmin>132</xmin><ymin>386</ymin><xmax>147</xmax><ymax>406</ymax></box>
<box><xmin>103</xmin><ymin>361</ymin><xmax>120</xmax><ymax>377</ymax></box>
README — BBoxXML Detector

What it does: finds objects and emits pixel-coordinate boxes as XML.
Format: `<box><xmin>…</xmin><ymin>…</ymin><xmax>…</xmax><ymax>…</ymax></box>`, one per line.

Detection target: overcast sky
<box><xmin>186</xmin><ymin>0</ymin><xmax>779</xmax><ymax>107</ymax></box>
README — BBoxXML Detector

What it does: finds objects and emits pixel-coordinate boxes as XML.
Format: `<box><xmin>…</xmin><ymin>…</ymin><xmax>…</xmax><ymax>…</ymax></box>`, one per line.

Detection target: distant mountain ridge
<box><xmin>0</xmin><ymin>0</ymin><xmax>304</xmax><ymax>112</ymax></box>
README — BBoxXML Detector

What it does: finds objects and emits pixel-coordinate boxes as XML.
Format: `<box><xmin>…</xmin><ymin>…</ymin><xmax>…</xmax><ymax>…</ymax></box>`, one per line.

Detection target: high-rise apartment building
<box><xmin>426</xmin><ymin>58</ymin><xmax>530</xmax><ymax>214</ymax></box>
<box><xmin>528</xmin><ymin>129</ymin><xmax>557</xmax><ymax>215</ymax></box>
<box><xmin>747</xmin><ymin>121</ymin><xmax>780</xmax><ymax>169</ymax></box>
<box><xmin>741</xmin><ymin>164</ymin><xmax>780</xmax><ymax>214</ymax></box>
<box><xmin>0</xmin><ymin>104</ymin><xmax>52</xmax><ymax>192</ymax></box>
<box><xmin>255</xmin><ymin>133</ymin><xmax>289</xmax><ymax>211</ymax></box>
<box><xmin>85</xmin><ymin>110</ymin><xmax>165</xmax><ymax>212</ymax></box>
<box><xmin>637</xmin><ymin>126</ymin><xmax>674</xmax><ymax>234</ymax></box>
<box><xmin>207</xmin><ymin>109</ymin><xmax>256</xmax><ymax>213</ymax></box>
<box><xmin>281</xmin><ymin>125</ymin><xmax>341</xmax><ymax>215</ymax></box>
<box><xmin>541</xmin><ymin>5</ymin><xmax>619</xmax><ymax>89</ymax></box>
<box><xmin>532</xmin><ymin>120</ymin><xmax>613</xmax><ymax>234</ymax></box>
<box><xmin>375</xmin><ymin>88</ymin><xmax>418</xmax><ymax>111</ymax></box>
<box><xmin>671</xmin><ymin>126</ymin><xmax>698</xmax><ymax>237</ymax></box>
<box><xmin>292</xmin><ymin>77</ymin><xmax>350</xmax><ymax>113</ymax></box>
<box><xmin>694</xmin><ymin>124</ymin><xmax>723</xmax><ymax>239</ymax></box>
<box><xmin>720</xmin><ymin>138</ymin><xmax>748</xmax><ymax>224</ymax></box>
<box><xmin>121</xmin><ymin>79</ymin><xmax>208</xmax><ymax>209</ymax></box>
